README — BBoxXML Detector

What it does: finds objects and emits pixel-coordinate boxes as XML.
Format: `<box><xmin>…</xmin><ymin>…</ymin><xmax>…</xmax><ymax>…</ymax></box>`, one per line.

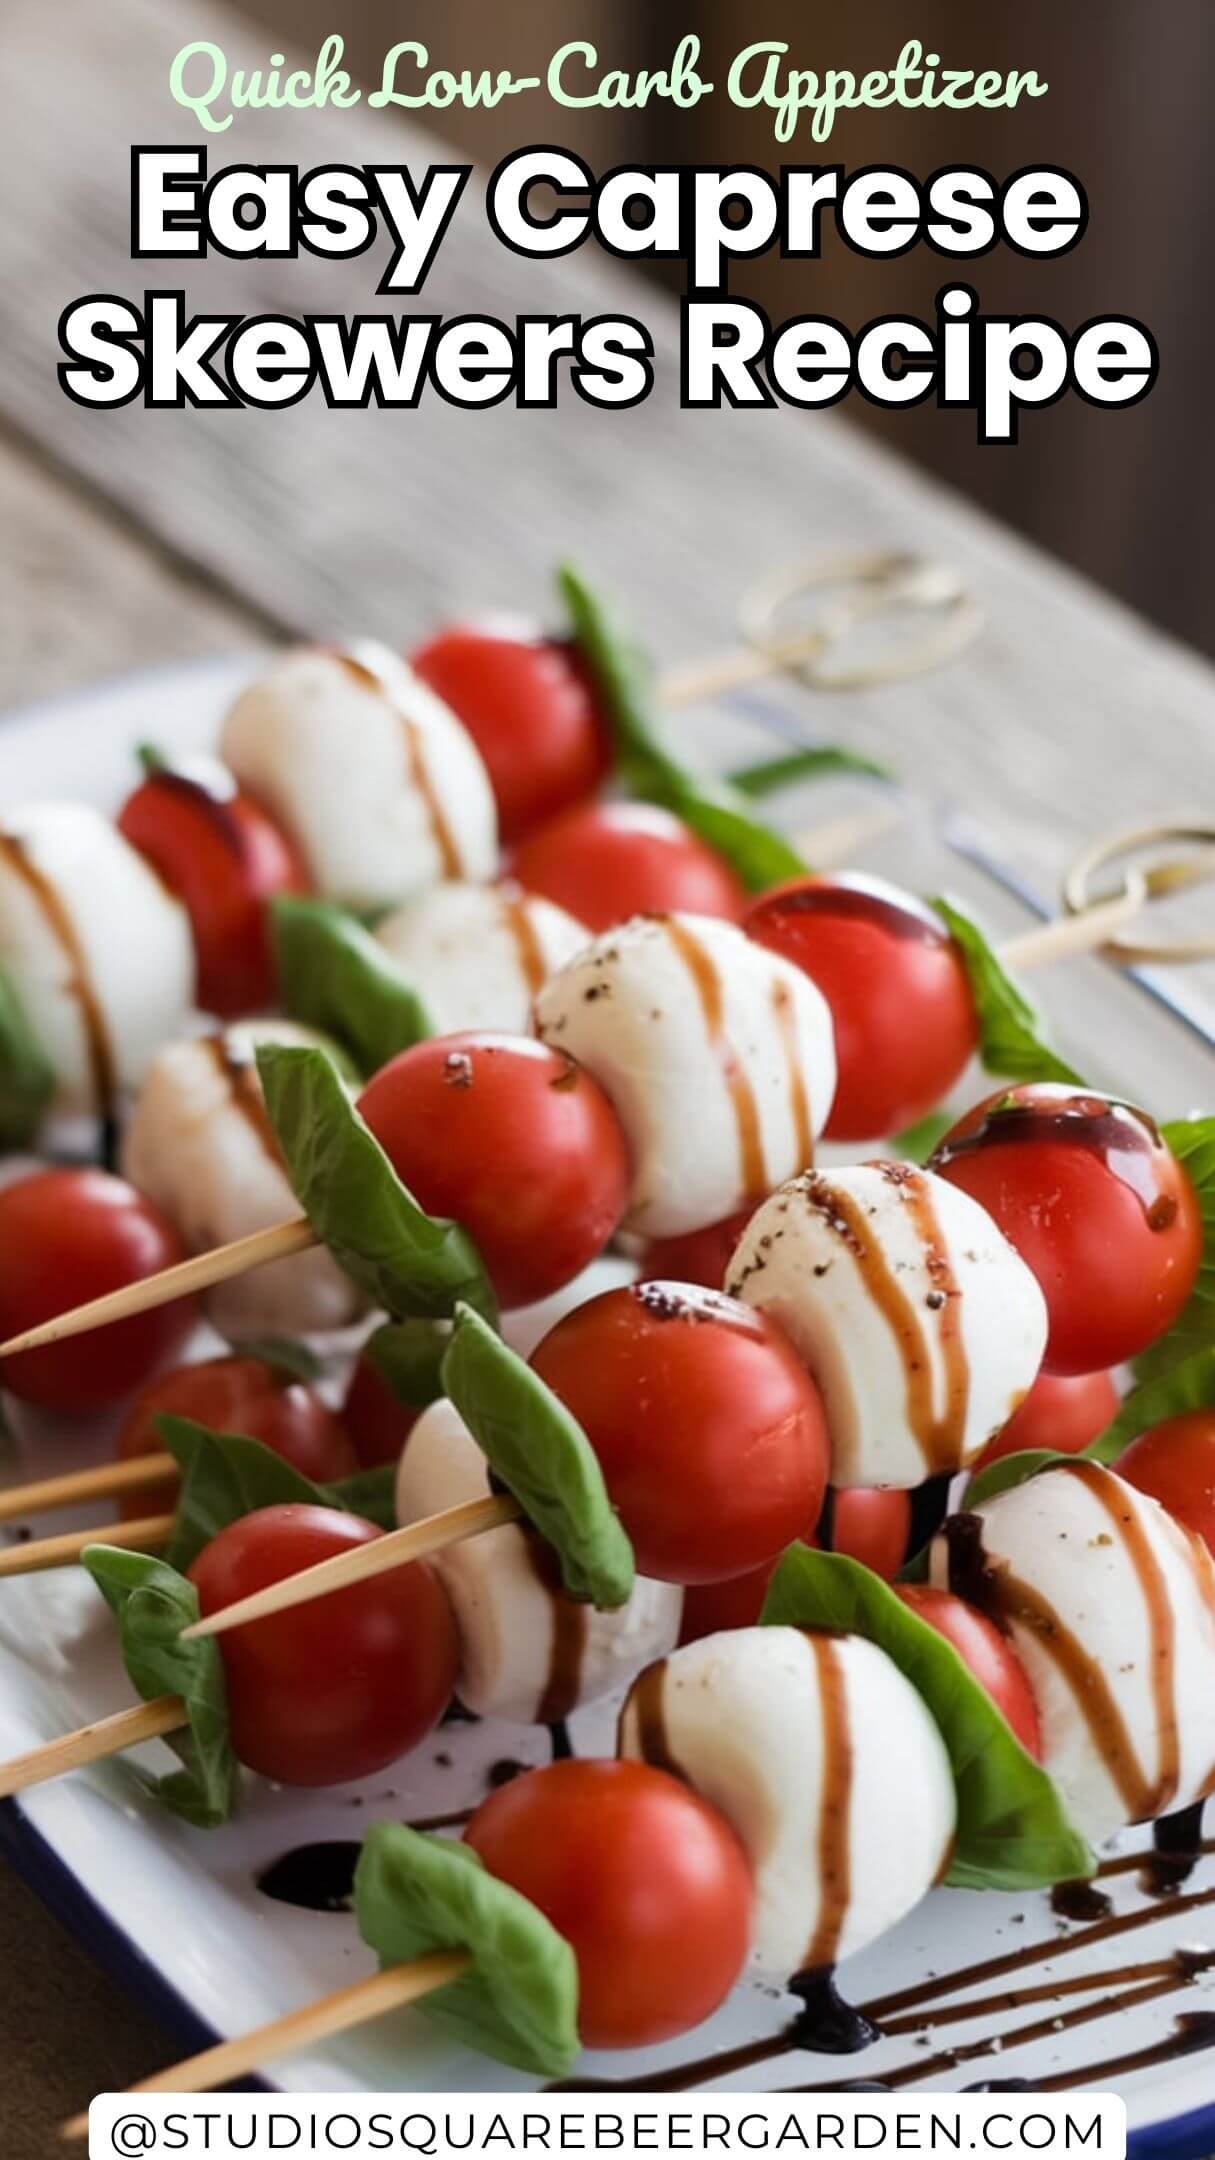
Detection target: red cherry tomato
<box><xmin>189</xmin><ymin>1504</ymin><xmax>457</xmax><ymax>1785</ymax></box>
<box><xmin>679</xmin><ymin>1486</ymin><xmax>911</xmax><ymax>1643</ymax></box>
<box><xmin>411</xmin><ymin>623</ymin><xmax>610</xmax><ymax>844</ymax></box>
<box><xmin>0</xmin><ymin>1170</ymin><xmax>195</xmax><ymax>1413</ymax></box>
<box><xmin>357</xmin><ymin>1033</ymin><xmax>631</xmax><ymax>1310</ymax></box>
<box><xmin>745</xmin><ymin>874</ymin><xmax>977</xmax><ymax>1140</ymax></box>
<box><xmin>511</xmin><ymin>801</ymin><xmax>746</xmax><ymax>934</ymax></box>
<box><xmin>1118</xmin><ymin>1412</ymin><xmax>1215</xmax><ymax>1556</ymax></box>
<box><xmin>974</xmin><ymin>1368</ymin><xmax>1121</xmax><ymax>1473</ymax></box>
<box><xmin>114</xmin><ymin>1355</ymin><xmax>357</xmax><ymax>1518</ymax></box>
<box><xmin>895</xmin><ymin>1583</ymin><xmax>1041</xmax><ymax>1758</ymax></box>
<box><xmin>342</xmin><ymin>1353</ymin><xmax>420</xmax><ymax>1469</ymax></box>
<box><xmin>932</xmin><ymin>1086</ymin><xmax>1202</xmax><ymax>1375</ymax></box>
<box><xmin>530</xmin><ymin>1281</ymin><xmax>829</xmax><ymax>1583</ymax></box>
<box><xmin>640</xmin><ymin>1210</ymin><xmax>753</xmax><ymax>1291</ymax></box>
<box><xmin>118</xmin><ymin>757</ymin><xmax>308</xmax><ymax>1017</ymax></box>
<box><xmin>465</xmin><ymin>1758</ymin><xmax>752</xmax><ymax>2049</ymax></box>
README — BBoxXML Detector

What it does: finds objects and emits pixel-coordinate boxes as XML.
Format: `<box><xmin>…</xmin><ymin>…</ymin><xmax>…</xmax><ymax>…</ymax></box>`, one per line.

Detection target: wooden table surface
<box><xmin>1</xmin><ymin>0</ymin><xmax>1214</xmax><ymax>2147</ymax></box>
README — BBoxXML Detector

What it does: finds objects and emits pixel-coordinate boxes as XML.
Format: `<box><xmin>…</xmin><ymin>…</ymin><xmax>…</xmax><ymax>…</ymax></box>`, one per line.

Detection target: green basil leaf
<box><xmin>219</xmin><ymin>1335</ymin><xmax>325</xmax><ymax>1385</ymax></box>
<box><xmin>80</xmin><ymin>1545</ymin><xmax>237</xmax><ymax>1828</ymax></box>
<box><xmin>894</xmin><ymin>1110</ymin><xmax>954</xmax><ymax>1164</ymax></box>
<box><xmin>930</xmin><ymin>896</ymin><xmax>1084</xmax><ymax>1089</ymax></box>
<box><xmin>273</xmin><ymin>894</ymin><xmax>433</xmax><ymax>1078</ymax></box>
<box><xmin>257</xmin><ymin>1042</ymin><xmax>497</xmax><ymax>1327</ymax></box>
<box><xmin>157</xmin><ymin>1414</ymin><xmax>397</xmax><ymax>1572</ymax></box>
<box><xmin>1133</xmin><ymin>1117</ymin><xmax>1215</xmax><ymax>1383</ymax></box>
<box><xmin>365</xmin><ymin>1316</ymin><xmax>451</xmax><ymax>1409</ymax></box>
<box><xmin>760</xmin><ymin>1544</ymin><xmax>1094</xmax><ymax>1890</ymax></box>
<box><xmin>559</xmin><ymin>563</ymin><xmax>807</xmax><ymax>892</ymax></box>
<box><xmin>0</xmin><ymin>963</ymin><xmax>54</xmax><ymax>1149</ymax></box>
<box><xmin>354</xmin><ymin>1821</ymin><xmax>580</xmax><ymax>2079</ymax></box>
<box><xmin>728</xmin><ymin>746</ymin><xmax>890</xmax><ymax>795</ymax></box>
<box><xmin>440</xmin><ymin>1303</ymin><xmax>634</xmax><ymax>1610</ymax></box>
<box><xmin>962</xmin><ymin>1446</ymin><xmax>1082</xmax><ymax>1509</ymax></box>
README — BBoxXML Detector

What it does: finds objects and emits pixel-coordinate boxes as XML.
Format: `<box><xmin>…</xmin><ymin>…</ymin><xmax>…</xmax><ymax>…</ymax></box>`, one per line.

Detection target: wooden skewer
<box><xmin>180</xmin><ymin>1491</ymin><xmax>521</xmax><ymax>1641</ymax></box>
<box><xmin>0</xmin><ymin>1513</ymin><xmax>175</xmax><ymax>1577</ymax></box>
<box><xmin>0</xmin><ymin>1695</ymin><xmax>186</xmax><ymax>1800</ymax></box>
<box><xmin>59</xmin><ymin>1949</ymin><xmax>471</xmax><ymax>2138</ymax></box>
<box><xmin>0</xmin><ymin>1452</ymin><xmax>177</xmax><ymax>1525</ymax></box>
<box><xmin>995</xmin><ymin>886</ymin><xmax>1145</xmax><ymax>972</ymax></box>
<box><xmin>0</xmin><ymin>1215</ymin><xmax>316</xmax><ymax>1362</ymax></box>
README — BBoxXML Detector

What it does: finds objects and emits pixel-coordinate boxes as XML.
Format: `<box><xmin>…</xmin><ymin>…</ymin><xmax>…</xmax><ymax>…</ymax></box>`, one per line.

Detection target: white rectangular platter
<box><xmin>0</xmin><ymin>656</ymin><xmax>1212</xmax><ymax>2151</ymax></box>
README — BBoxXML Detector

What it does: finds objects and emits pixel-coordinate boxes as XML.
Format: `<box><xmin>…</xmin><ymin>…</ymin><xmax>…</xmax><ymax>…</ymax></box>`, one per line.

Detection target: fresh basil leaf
<box><xmin>80</xmin><ymin>1545</ymin><xmax>237</xmax><ymax>1828</ymax></box>
<box><xmin>728</xmin><ymin>746</ymin><xmax>890</xmax><ymax>795</ymax></box>
<box><xmin>354</xmin><ymin>1822</ymin><xmax>579</xmax><ymax>2078</ymax></box>
<box><xmin>963</xmin><ymin>1446</ymin><xmax>1081</xmax><ymax>1509</ymax></box>
<box><xmin>136</xmin><ymin>741</ymin><xmax>169</xmax><ymax>776</ymax></box>
<box><xmin>760</xmin><ymin>1544</ymin><xmax>1094</xmax><ymax>1890</ymax></box>
<box><xmin>328</xmin><ymin>1465</ymin><xmax>398</xmax><ymax>1527</ymax></box>
<box><xmin>220</xmin><ymin>1335</ymin><xmax>324</xmax><ymax>1386</ymax></box>
<box><xmin>930</xmin><ymin>896</ymin><xmax>1084</xmax><ymax>1088</ymax></box>
<box><xmin>559</xmin><ymin>563</ymin><xmax>807</xmax><ymax>892</ymax></box>
<box><xmin>365</xmin><ymin>1316</ymin><xmax>450</xmax><ymax>1409</ymax></box>
<box><xmin>257</xmin><ymin>1042</ymin><xmax>497</xmax><ymax>1327</ymax></box>
<box><xmin>156</xmin><ymin>1414</ymin><xmax>396</xmax><ymax>1571</ymax></box>
<box><xmin>0</xmin><ymin>963</ymin><xmax>54</xmax><ymax>1149</ymax></box>
<box><xmin>273</xmin><ymin>895</ymin><xmax>432</xmax><ymax>1078</ymax></box>
<box><xmin>441</xmin><ymin>1303</ymin><xmax>634</xmax><ymax>1610</ymax></box>
<box><xmin>1133</xmin><ymin>1117</ymin><xmax>1215</xmax><ymax>1383</ymax></box>
<box><xmin>894</xmin><ymin>1111</ymin><xmax>954</xmax><ymax>1164</ymax></box>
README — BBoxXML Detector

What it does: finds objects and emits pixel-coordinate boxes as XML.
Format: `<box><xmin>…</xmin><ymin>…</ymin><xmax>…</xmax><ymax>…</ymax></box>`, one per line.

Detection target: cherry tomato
<box><xmin>411</xmin><ymin>622</ymin><xmax>610</xmax><ymax>844</ymax></box>
<box><xmin>189</xmin><ymin>1504</ymin><xmax>457</xmax><ymax>1785</ymax></box>
<box><xmin>745</xmin><ymin>874</ymin><xmax>977</xmax><ymax>1140</ymax></box>
<box><xmin>1118</xmin><ymin>1412</ymin><xmax>1215</xmax><ymax>1556</ymax></box>
<box><xmin>465</xmin><ymin>1758</ymin><xmax>752</xmax><ymax>2049</ymax></box>
<box><xmin>511</xmin><ymin>801</ymin><xmax>746</xmax><ymax>933</ymax></box>
<box><xmin>0</xmin><ymin>1170</ymin><xmax>195</xmax><ymax>1413</ymax></box>
<box><xmin>341</xmin><ymin>1353</ymin><xmax>419</xmax><ymax>1469</ymax></box>
<box><xmin>357</xmin><ymin>1033</ymin><xmax>631</xmax><ymax>1310</ymax></box>
<box><xmin>118</xmin><ymin>756</ymin><xmax>308</xmax><ymax>1017</ymax></box>
<box><xmin>895</xmin><ymin>1583</ymin><xmax>1042</xmax><ymax>1757</ymax></box>
<box><xmin>530</xmin><ymin>1281</ymin><xmax>829</xmax><ymax>1583</ymax></box>
<box><xmin>932</xmin><ymin>1086</ymin><xmax>1202</xmax><ymax>1375</ymax></box>
<box><xmin>679</xmin><ymin>1486</ymin><xmax>911</xmax><ymax>1642</ymax></box>
<box><xmin>640</xmin><ymin>1210</ymin><xmax>753</xmax><ymax>1291</ymax></box>
<box><xmin>974</xmin><ymin>1368</ymin><xmax>1121</xmax><ymax>1474</ymax></box>
<box><xmin>114</xmin><ymin>1354</ymin><xmax>357</xmax><ymax>1517</ymax></box>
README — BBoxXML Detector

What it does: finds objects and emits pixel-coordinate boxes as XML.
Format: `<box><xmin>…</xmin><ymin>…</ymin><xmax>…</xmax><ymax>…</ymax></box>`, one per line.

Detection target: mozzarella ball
<box><xmin>534</xmin><ymin>912</ymin><xmax>836</xmax><ymax>1238</ymax></box>
<box><xmin>727</xmin><ymin>1163</ymin><xmax>1047</xmax><ymax>1489</ymax></box>
<box><xmin>122</xmin><ymin>1018</ymin><xmax>364</xmax><ymax>1339</ymax></box>
<box><xmin>396</xmin><ymin>1399</ymin><xmax>681</xmax><ymax>1725</ymax></box>
<box><xmin>221</xmin><ymin>644</ymin><xmax>497</xmax><ymax>912</ymax></box>
<box><xmin>0</xmin><ymin>805</ymin><xmax>193</xmax><ymax>1118</ymax></box>
<box><xmin>931</xmin><ymin>1460</ymin><xmax>1215</xmax><ymax>1841</ymax></box>
<box><xmin>376</xmin><ymin>881</ymin><xmax>587</xmax><ymax>1036</ymax></box>
<box><xmin>619</xmin><ymin>1626</ymin><xmax>955</xmax><ymax>1977</ymax></box>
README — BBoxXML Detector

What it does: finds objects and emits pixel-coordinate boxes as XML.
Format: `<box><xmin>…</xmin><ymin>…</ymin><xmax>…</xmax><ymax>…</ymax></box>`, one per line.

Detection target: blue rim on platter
<box><xmin>0</xmin><ymin>670</ymin><xmax>1212</xmax><ymax>2152</ymax></box>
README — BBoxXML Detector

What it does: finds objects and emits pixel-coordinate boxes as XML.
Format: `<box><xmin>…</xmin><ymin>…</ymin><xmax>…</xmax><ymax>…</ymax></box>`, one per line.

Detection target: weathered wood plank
<box><xmin>0</xmin><ymin>0</ymin><xmax>1211</xmax><ymax>968</ymax></box>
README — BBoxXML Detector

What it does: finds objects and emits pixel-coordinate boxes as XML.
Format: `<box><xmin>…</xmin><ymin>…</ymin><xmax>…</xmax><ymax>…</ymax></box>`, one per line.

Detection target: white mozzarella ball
<box><xmin>931</xmin><ymin>1461</ymin><xmax>1215</xmax><ymax>1841</ymax></box>
<box><xmin>727</xmin><ymin>1163</ymin><xmax>1047</xmax><ymax>1489</ymax></box>
<box><xmin>619</xmin><ymin>1626</ymin><xmax>955</xmax><ymax>1977</ymax></box>
<box><xmin>376</xmin><ymin>881</ymin><xmax>587</xmax><ymax>1036</ymax></box>
<box><xmin>534</xmin><ymin>912</ymin><xmax>836</xmax><ymax>1238</ymax></box>
<box><xmin>500</xmin><ymin>1251</ymin><xmax>640</xmax><ymax>1362</ymax></box>
<box><xmin>396</xmin><ymin>1399</ymin><xmax>681</xmax><ymax>1726</ymax></box>
<box><xmin>0</xmin><ymin>805</ymin><xmax>193</xmax><ymax>1117</ymax></box>
<box><xmin>221</xmin><ymin>643</ymin><xmax>497</xmax><ymax>913</ymax></box>
<box><xmin>122</xmin><ymin>1018</ymin><xmax>364</xmax><ymax>1339</ymax></box>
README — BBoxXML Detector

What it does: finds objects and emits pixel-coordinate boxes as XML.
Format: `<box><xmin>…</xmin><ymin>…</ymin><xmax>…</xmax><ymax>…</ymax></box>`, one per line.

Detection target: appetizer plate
<box><xmin>0</xmin><ymin>658</ymin><xmax>1213</xmax><ymax>2154</ymax></box>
